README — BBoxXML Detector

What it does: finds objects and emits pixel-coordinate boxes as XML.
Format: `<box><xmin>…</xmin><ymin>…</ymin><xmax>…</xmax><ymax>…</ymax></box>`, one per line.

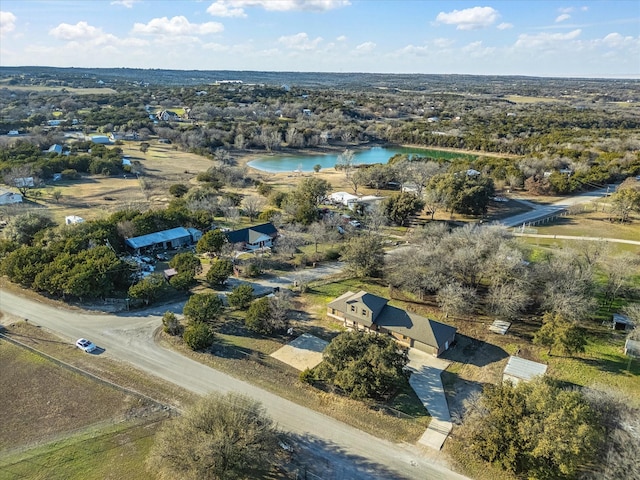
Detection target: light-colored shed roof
<box><xmin>125</xmin><ymin>227</ymin><xmax>192</xmax><ymax>250</ymax></box>
<box><xmin>503</xmin><ymin>356</ymin><xmax>547</xmax><ymax>382</ymax></box>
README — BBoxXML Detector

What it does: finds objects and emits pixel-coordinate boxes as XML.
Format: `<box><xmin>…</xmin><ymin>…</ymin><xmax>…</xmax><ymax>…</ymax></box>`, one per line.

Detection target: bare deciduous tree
<box><xmin>242</xmin><ymin>195</ymin><xmax>265</xmax><ymax>221</ymax></box>
<box><xmin>437</xmin><ymin>282</ymin><xmax>477</xmax><ymax>319</ymax></box>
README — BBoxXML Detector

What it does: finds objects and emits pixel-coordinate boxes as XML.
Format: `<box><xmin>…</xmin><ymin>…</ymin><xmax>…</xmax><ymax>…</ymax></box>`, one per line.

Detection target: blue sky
<box><xmin>0</xmin><ymin>1</ymin><xmax>638</xmax><ymax>77</ymax></box>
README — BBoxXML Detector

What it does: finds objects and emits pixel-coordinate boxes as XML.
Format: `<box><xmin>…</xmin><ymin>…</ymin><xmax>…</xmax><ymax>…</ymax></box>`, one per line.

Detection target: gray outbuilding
<box><xmin>125</xmin><ymin>227</ymin><xmax>202</xmax><ymax>254</ymax></box>
<box><xmin>503</xmin><ymin>356</ymin><xmax>548</xmax><ymax>385</ymax></box>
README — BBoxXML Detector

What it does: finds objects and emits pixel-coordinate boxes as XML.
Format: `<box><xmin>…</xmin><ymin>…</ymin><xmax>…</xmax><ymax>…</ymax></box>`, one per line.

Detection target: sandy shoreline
<box><xmin>236</xmin><ymin>143</ymin><xmax>515</xmax><ymax>172</ymax></box>
<box><xmin>234</xmin><ymin>143</ymin><xmax>517</xmax><ymax>191</ymax></box>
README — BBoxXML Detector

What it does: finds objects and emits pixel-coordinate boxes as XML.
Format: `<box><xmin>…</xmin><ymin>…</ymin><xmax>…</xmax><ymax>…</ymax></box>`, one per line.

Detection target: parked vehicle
<box><xmin>75</xmin><ymin>338</ymin><xmax>97</xmax><ymax>353</ymax></box>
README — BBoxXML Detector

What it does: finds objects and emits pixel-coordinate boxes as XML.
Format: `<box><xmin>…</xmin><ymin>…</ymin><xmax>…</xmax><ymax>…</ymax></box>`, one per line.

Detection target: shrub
<box><xmin>245</xmin><ymin>297</ymin><xmax>272</xmax><ymax>334</ymax></box>
<box><xmin>169</xmin><ymin>271</ymin><xmax>195</xmax><ymax>291</ymax></box>
<box><xmin>269</xmin><ymin>191</ymin><xmax>288</xmax><ymax>208</ymax></box>
<box><xmin>169</xmin><ymin>183</ymin><xmax>189</xmax><ymax>198</ymax></box>
<box><xmin>299</xmin><ymin>368</ymin><xmax>315</xmax><ymax>384</ymax></box>
<box><xmin>324</xmin><ymin>248</ymin><xmax>341</xmax><ymax>261</ymax></box>
<box><xmin>244</xmin><ymin>261</ymin><xmax>262</xmax><ymax>278</ymax></box>
<box><xmin>61</xmin><ymin>168</ymin><xmax>79</xmax><ymax>179</ymax></box>
<box><xmin>162</xmin><ymin>311</ymin><xmax>181</xmax><ymax>335</ymax></box>
<box><xmin>256</xmin><ymin>182</ymin><xmax>273</xmax><ymax>196</ymax></box>
<box><xmin>227</xmin><ymin>283</ymin><xmax>254</xmax><ymax>309</ymax></box>
<box><xmin>206</xmin><ymin>258</ymin><xmax>233</xmax><ymax>286</ymax></box>
<box><xmin>182</xmin><ymin>322</ymin><xmax>214</xmax><ymax>351</ymax></box>
<box><xmin>258</xmin><ymin>208</ymin><xmax>279</xmax><ymax>222</ymax></box>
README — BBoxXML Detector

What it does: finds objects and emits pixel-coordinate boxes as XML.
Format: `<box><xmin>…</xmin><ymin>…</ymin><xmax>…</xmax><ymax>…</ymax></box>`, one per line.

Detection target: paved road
<box><xmin>0</xmin><ymin>289</ymin><xmax>468</xmax><ymax>480</ymax></box>
<box><xmin>500</xmin><ymin>186</ymin><xmax>613</xmax><ymax>228</ymax></box>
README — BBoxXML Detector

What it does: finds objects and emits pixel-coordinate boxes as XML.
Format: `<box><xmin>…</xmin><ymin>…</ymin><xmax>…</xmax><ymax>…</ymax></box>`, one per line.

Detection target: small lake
<box><xmin>247</xmin><ymin>146</ymin><xmax>476</xmax><ymax>173</ymax></box>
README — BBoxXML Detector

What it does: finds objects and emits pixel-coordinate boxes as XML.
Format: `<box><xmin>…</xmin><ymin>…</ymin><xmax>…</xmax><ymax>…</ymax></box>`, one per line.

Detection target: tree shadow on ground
<box><xmin>539</xmin><ymin>215</ymin><xmax>578</xmax><ymax>227</ymax></box>
<box><xmin>578</xmin><ymin>355</ymin><xmax>640</xmax><ymax>376</ymax></box>
<box><xmin>441</xmin><ymin>370</ymin><xmax>484</xmax><ymax>422</ymax></box>
<box><xmin>282</xmin><ymin>433</ymin><xmax>410</xmax><ymax>480</ymax></box>
<box><xmin>209</xmin><ymin>336</ymin><xmax>257</xmax><ymax>361</ymax></box>
<box><xmin>441</xmin><ymin>334</ymin><xmax>509</xmax><ymax>368</ymax></box>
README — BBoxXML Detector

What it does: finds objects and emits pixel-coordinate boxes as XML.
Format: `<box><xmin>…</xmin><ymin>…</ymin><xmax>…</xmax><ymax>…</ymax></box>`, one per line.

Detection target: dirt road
<box><xmin>0</xmin><ymin>288</ymin><xmax>468</xmax><ymax>480</ymax></box>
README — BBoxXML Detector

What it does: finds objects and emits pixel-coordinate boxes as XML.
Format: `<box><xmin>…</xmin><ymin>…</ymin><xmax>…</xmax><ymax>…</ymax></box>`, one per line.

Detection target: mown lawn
<box><xmin>542</xmin><ymin>332</ymin><xmax>640</xmax><ymax>405</ymax></box>
<box><xmin>531</xmin><ymin>210</ymin><xmax>640</xmax><ymax>242</ymax></box>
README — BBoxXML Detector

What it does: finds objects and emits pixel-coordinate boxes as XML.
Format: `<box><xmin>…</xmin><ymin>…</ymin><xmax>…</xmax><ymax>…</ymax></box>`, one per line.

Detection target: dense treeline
<box><xmin>0</xmin><ymin>201</ymin><xmax>216</xmax><ymax>300</ymax></box>
<box><xmin>2</xmin><ymin>70</ymin><xmax>640</xmax><ymax>196</ymax></box>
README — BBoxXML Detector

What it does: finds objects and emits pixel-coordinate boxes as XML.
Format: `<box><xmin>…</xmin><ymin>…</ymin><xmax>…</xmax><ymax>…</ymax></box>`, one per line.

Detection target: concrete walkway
<box><xmin>406</xmin><ymin>349</ymin><xmax>452</xmax><ymax>450</ymax></box>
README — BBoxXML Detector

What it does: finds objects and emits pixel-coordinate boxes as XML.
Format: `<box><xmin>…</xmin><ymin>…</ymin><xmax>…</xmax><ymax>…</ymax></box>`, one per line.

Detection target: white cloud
<box><xmin>497</xmin><ymin>22</ymin><xmax>513</xmax><ymax>30</ymax></box>
<box><xmin>203</xmin><ymin>42</ymin><xmax>230</xmax><ymax>51</ymax></box>
<box><xmin>462</xmin><ymin>40</ymin><xmax>495</xmax><ymax>57</ymax></box>
<box><xmin>399</xmin><ymin>38</ymin><xmax>455</xmax><ymax>57</ymax></box>
<box><xmin>110</xmin><ymin>0</ymin><xmax>140</xmax><ymax>8</ymax></box>
<box><xmin>50</xmin><ymin>21</ymin><xmax>104</xmax><ymax>41</ymax></box>
<box><xmin>558</xmin><ymin>7</ymin><xmax>574</xmax><ymax>14</ymax></box>
<box><xmin>48</xmin><ymin>21</ymin><xmax>150</xmax><ymax>50</ymax></box>
<box><xmin>601</xmin><ymin>32</ymin><xmax>637</xmax><ymax>48</ymax></box>
<box><xmin>336</xmin><ymin>35</ymin><xmax>347</xmax><ymax>41</ymax></box>
<box><xmin>355</xmin><ymin>41</ymin><xmax>375</xmax><ymax>53</ymax></box>
<box><xmin>555</xmin><ymin>14</ymin><xmax>571</xmax><ymax>23</ymax></box>
<box><xmin>132</xmin><ymin>16</ymin><xmax>224</xmax><ymax>35</ymax></box>
<box><xmin>207</xmin><ymin>2</ymin><xmax>247</xmax><ymax>18</ymax></box>
<box><xmin>436</xmin><ymin>6</ymin><xmax>499</xmax><ymax>30</ymax></box>
<box><xmin>278</xmin><ymin>32</ymin><xmax>322</xmax><ymax>50</ymax></box>
<box><xmin>207</xmin><ymin>0</ymin><xmax>349</xmax><ymax>16</ymax></box>
<box><xmin>515</xmin><ymin>29</ymin><xmax>581</xmax><ymax>49</ymax></box>
<box><xmin>0</xmin><ymin>11</ymin><xmax>16</xmax><ymax>36</ymax></box>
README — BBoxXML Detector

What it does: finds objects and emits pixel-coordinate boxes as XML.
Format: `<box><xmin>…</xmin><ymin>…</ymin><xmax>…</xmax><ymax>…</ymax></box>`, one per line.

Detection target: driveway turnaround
<box><xmin>270</xmin><ymin>333</ymin><xmax>328</xmax><ymax>371</ymax></box>
<box><xmin>406</xmin><ymin>349</ymin><xmax>453</xmax><ymax>450</ymax></box>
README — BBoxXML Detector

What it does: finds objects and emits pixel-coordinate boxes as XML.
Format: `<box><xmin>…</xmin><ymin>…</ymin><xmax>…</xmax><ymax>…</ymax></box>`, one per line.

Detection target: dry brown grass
<box><xmin>0</xmin><ymin>334</ymin><xmax>143</xmax><ymax>451</ymax></box>
<box><xmin>158</xmin><ymin>330</ymin><xmax>429</xmax><ymax>444</ymax></box>
<box><xmin>0</xmin><ymin>317</ymin><xmax>196</xmax><ymax>450</ymax></box>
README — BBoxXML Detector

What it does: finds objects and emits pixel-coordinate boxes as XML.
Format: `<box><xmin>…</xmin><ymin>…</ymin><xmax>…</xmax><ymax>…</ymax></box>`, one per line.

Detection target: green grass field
<box><xmin>0</xmin><ymin>420</ymin><xmax>161</xmax><ymax>480</ymax></box>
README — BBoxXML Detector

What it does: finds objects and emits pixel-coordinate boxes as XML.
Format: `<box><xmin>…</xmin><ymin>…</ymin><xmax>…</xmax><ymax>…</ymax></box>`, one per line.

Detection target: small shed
<box><xmin>612</xmin><ymin>314</ymin><xmax>635</xmax><ymax>331</ymax></box>
<box><xmin>163</xmin><ymin>268</ymin><xmax>178</xmax><ymax>281</ymax></box>
<box><xmin>503</xmin><ymin>356</ymin><xmax>547</xmax><ymax>385</ymax></box>
<box><xmin>624</xmin><ymin>338</ymin><xmax>640</xmax><ymax>358</ymax></box>
<box><xmin>65</xmin><ymin>215</ymin><xmax>85</xmax><ymax>225</ymax></box>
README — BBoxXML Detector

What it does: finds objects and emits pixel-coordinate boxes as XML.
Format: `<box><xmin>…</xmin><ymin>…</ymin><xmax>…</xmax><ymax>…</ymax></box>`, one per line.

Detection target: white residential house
<box><xmin>156</xmin><ymin>110</ymin><xmax>181</xmax><ymax>122</ymax></box>
<box><xmin>329</xmin><ymin>191</ymin><xmax>359</xmax><ymax>207</ymax></box>
<box><xmin>14</xmin><ymin>177</ymin><xmax>35</xmax><ymax>188</ymax></box>
<box><xmin>353</xmin><ymin>195</ymin><xmax>385</xmax><ymax>213</ymax></box>
<box><xmin>0</xmin><ymin>188</ymin><xmax>23</xmax><ymax>205</ymax></box>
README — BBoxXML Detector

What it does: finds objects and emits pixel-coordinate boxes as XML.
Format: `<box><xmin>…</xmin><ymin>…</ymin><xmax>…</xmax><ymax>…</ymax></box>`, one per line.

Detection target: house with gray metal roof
<box><xmin>225</xmin><ymin>223</ymin><xmax>278</xmax><ymax>251</ymax></box>
<box><xmin>327</xmin><ymin>290</ymin><xmax>456</xmax><ymax>357</ymax></box>
<box><xmin>125</xmin><ymin>227</ymin><xmax>202</xmax><ymax>254</ymax></box>
<box><xmin>502</xmin><ymin>356</ymin><xmax>548</xmax><ymax>385</ymax></box>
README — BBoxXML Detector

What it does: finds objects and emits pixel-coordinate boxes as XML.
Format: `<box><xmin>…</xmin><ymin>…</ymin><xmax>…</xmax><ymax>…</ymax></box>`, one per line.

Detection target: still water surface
<box><xmin>247</xmin><ymin>146</ymin><xmax>475</xmax><ymax>173</ymax></box>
